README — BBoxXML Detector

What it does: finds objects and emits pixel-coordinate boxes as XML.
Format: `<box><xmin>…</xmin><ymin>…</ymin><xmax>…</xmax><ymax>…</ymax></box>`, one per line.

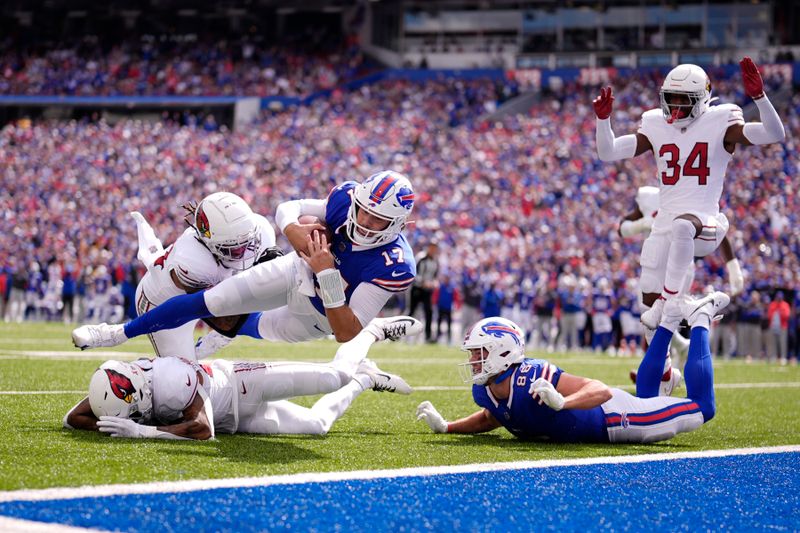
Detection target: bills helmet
<box><xmin>346</xmin><ymin>170</ymin><xmax>415</xmax><ymax>248</ymax></box>
<box><xmin>460</xmin><ymin>317</ymin><xmax>526</xmax><ymax>385</ymax></box>
<box><xmin>88</xmin><ymin>360</ymin><xmax>153</xmax><ymax>422</ymax></box>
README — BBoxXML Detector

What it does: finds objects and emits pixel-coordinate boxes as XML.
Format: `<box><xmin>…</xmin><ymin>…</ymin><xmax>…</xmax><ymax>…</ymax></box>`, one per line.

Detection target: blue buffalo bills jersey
<box><xmin>472</xmin><ymin>358</ymin><xmax>609</xmax><ymax>443</ymax></box>
<box><xmin>308</xmin><ymin>181</ymin><xmax>416</xmax><ymax>315</ymax></box>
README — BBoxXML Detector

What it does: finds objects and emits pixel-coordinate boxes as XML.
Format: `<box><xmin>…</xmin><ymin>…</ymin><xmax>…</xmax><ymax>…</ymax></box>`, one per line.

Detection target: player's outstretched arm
<box><xmin>725</xmin><ymin>57</ymin><xmax>786</xmax><ymax>147</ymax></box>
<box><xmin>416</xmin><ymin>401</ymin><xmax>501</xmax><ymax>434</ymax></box>
<box><xmin>594</xmin><ymin>86</ymin><xmax>652</xmax><ymax>161</ymax></box>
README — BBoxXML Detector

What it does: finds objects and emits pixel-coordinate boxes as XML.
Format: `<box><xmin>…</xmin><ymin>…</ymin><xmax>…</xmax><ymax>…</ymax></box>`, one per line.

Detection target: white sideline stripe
<box><xmin>0</xmin><ymin>350</ymin><xmax>151</xmax><ymax>359</ymax></box>
<box><xmin>416</xmin><ymin>382</ymin><xmax>800</xmax><ymax>391</ymax></box>
<box><xmin>1</xmin><ymin>381</ymin><xmax>799</xmax><ymax>396</ymax></box>
<box><xmin>0</xmin><ymin>391</ymin><xmax>85</xmax><ymax>395</ymax></box>
<box><xmin>0</xmin><ymin>445</ymin><xmax>798</xmax><ymax>504</ymax></box>
<box><xmin>0</xmin><ymin>516</ymin><xmax>95</xmax><ymax>533</ymax></box>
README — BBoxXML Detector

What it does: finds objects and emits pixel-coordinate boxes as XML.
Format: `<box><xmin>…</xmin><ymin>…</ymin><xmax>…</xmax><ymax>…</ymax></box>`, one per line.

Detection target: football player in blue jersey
<box><xmin>72</xmin><ymin>170</ymin><xmax>417</xmax><ymax>356</ymax></box>
<box><xmin>417</xmin><ymin>290</ymin><xmax>730</xmax><ymax>444</ymax></box>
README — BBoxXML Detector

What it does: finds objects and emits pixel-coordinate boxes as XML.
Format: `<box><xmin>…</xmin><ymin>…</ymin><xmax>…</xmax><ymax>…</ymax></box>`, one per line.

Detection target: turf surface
<box><xmin>1</xmin><ymin>322</ymin><xmax>799</xmax><ymax>491</ymax></box>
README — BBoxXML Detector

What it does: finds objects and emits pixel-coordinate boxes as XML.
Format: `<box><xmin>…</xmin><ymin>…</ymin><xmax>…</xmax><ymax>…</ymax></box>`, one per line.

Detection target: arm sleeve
<box><xmin>275</xmin><ymin>199</ymin><xmax>328</xmax><ymax>233</ymax></box>
<box><xmin>596</xmin><ymin>118</ymin><xmax>638</xmax><ymax>162</ymax></box>
<box><xmin>347</xmin><ymin>282</ymin><xmax>394</xmax><ymax>327</ymax></box>
<box><xmin>742</xmin><ymin>96</ymin><xmax>786</xmax><ymax>145</ymax></box>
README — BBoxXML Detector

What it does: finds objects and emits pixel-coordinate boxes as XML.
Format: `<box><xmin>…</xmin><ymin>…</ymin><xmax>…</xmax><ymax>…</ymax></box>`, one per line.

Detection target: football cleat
<box><xmin>363</xmin><ymin>316</ymin><xmax>423</xmax><ymax>342</ymax></box>
<box><xmin>684</xmin><ymin>291</ymin><xmax>731</xmax><ymax>327</ymax></box>
<box><xmin>628</xmin><ymin>366</ymin><xmax>683</xmax><ymax>397</ymax></box>
<box><xmin>357</xmin><ymin>358</ymin><xmax>412</xmax><ymax>394</ymax></box>
<box><xmin>194</xmin><ymin>331</ymin><xmax>234</xmax><ymax>359</ymax></box>
<box><xmin>72</xmin><ymin>323</ymin><xmax>128</xmax><ymax>350</ymax></box>
<box><xmin>640</xmin><ymin>298</ymin><xmax>665</xmax><ymax>330</ymax></box>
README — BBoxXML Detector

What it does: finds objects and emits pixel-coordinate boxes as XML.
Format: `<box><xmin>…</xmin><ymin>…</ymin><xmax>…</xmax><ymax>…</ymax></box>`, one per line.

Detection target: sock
<box><xmin>636</xmin><ymin>326</ymin><xmax>673</xmax><ymax>398</ymax></box>
<box><xmin>684</xmin><ymin>326</ymin><xmax>716</xmax><ymax>421</ymax></box>
<box><xmin>310</xmin><ymin>380</ymin><xmax>366</xmax><ymax>433</ymax></box>
<box><xmin>662</xmin><ymin>218</ymin><xmax>696</xmax><ymax>298</ymax></box>
<box><xmin>238</xmin><ymin>312</ymin><xmax>263</xmax><ymax>339</ymax></box>
<box><xmin>124</xmin><ymin>291</ymin><xmax>211</xmax><ymax>338</ymax></box>
<box><xmin>331</xmin><ymin>329</ymin><xmax>377</xmax><ymax>378</ymax></box>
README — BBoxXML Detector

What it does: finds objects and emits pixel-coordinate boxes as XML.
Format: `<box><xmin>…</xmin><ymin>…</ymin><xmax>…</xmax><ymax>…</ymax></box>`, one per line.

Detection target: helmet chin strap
<box><xmin>667</xmin><ymin>108</ymin><xmax>682</xmax><ymax>124</ymax></box>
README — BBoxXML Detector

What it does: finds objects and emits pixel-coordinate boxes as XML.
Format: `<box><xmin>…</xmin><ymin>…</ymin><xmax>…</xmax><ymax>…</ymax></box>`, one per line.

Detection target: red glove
<box><xmin>740</xmin><ymin>57</ymin><xmax>764</xmax><ymax>100</ymax></box>
<box><xmin>593</xmin><ymin>86</ymin><xmax>614</xmax><ymax>119</ymax></box>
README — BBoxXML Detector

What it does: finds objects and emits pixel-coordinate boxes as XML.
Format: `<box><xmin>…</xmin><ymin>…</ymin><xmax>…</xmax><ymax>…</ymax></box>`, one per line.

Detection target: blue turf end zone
<box><xmin>1</xmin><ymin>452</ymin><xmax>798</xmax><ymax>532</ymax></box>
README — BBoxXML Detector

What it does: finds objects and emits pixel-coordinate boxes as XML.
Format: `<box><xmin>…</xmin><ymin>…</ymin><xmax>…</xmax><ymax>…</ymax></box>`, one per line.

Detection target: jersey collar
<box><xmin>493</xmin><ymin>366</ymin><xmax>517</xmax><ymax>385</ymax></box>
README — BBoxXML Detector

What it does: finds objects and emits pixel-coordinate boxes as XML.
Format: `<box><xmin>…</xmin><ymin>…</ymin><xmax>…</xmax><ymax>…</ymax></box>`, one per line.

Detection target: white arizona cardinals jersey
<box><xmin>138</xmin><ymin>228</ymin><xmax>231</xmax><ymax>305</ymax></box>
<box><xmin>134</xmin><ymin>357</ymin><xmax>237</xmax><ymax>432</ymax></box>
<box><xmin>638</xmin><ymin>104</ymin><xmax>744</xmax><ymax>216</ymax></box>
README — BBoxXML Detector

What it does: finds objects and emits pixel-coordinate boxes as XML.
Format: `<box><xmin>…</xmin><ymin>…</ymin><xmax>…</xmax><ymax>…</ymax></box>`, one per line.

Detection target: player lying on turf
<box><xmin>64</xmin><ymin>316</ymin><xmax>421</xmax><ymax>440</ymax></box>
<box><xmin>416</xmin><ymin>291</ymin><xmax>729</xmax><ymax>443</ymax></box>
<box><xmin>72</xmin><ymin>170</ymin><xmax>417</xmax><ymax>353</ymax></box>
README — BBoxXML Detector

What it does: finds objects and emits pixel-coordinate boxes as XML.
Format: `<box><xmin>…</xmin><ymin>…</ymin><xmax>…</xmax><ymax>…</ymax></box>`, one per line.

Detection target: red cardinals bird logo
<box><xmin>196</xmin><ymin>206</ymin><xmax>211</xmax><ymax>238</ymax></box>
<box><xmin>105</xmin><ymin>368</ymin><xmax>137</xmax><ymax>404</ymax></box>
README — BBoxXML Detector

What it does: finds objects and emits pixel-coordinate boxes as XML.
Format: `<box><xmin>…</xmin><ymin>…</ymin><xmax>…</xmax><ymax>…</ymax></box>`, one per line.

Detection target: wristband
<box><xmin>317</xmin><ymin>268</ymin><xmax>346</xmax><ymax>308</ymax></box>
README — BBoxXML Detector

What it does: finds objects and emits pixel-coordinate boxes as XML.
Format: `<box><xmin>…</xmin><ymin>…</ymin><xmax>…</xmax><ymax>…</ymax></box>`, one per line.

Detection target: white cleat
<box><xmin>364</xmin><ymin>316</ymin><xmax>423</xmax><ymax>342</ymax></box>
<box><xmin>640</xmin><ymin>298</ymin><xmax>665</xmax><ymax>330</ymax></box>
<box><xmin>684</xmin><ymin>291</ymin><xmax>731</xmax><ymax>327</ymax></box>
<box><xmin>357</xmin><ymin>358</ymin><xmax>413</xmax><ymax>394</ymax></box>
<box><xmin>194</xmin><ymin>330</ymin><xmax>233</xmax><ymax>359</ymax></box>
<box><xmin>660</xmin><ymin>367</ymin><xmax>683</xmax><ymax>396</ymax></box>
<box><xmin>628</xmin><ymin>366</ymin><xmax>683</xmax><ymax>397</ymax></box>
<box><xmin>72</xmin><ymin>323</ymin><xmax>128</xmax><ymax>350</ymax></box>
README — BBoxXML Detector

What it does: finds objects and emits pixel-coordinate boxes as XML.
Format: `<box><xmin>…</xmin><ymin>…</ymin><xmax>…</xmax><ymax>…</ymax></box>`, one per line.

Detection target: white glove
<box><xmin>416</xmin><ymin>401</ymin><xmax>448</xmax><ymax>433</ymax></box>
<box><xmin>529</xmin><ymin>378</ymin><xmax>566</xmax><ymax>411</ymax></box>
<box><xmin>97</xmin><ymin>416</ymin><xmax>143</xmax><ymax>438</ymax></box>
<box><xmin>726</xmin><ymin>259</ymin><xmax>744</xmax><ymax>296</ymax></box>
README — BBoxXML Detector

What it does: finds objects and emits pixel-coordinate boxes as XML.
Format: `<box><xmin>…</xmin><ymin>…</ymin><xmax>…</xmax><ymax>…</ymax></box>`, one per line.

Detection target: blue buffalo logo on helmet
<box><xmin>105</xmin><ymin>368</ymin><xmax>137</xmax><ymax>404</ymax></box>
<box><xmin>481</xmin><ymin>321</ymin><xmax>522</xmax><ymax>345</ymax></box>
<box><xmin>368</xmin><ymin>174</ymin><xmax>398</xmax><ymax>205</ymax></box>
<box><xmin>396</xmin><ymin>186</ymin><xmax>415</xmax><ymax>210</ymax></box>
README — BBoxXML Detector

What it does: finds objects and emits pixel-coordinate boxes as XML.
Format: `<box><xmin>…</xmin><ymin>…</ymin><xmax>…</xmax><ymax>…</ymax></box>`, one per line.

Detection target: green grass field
<box><xmin>1</xmin><ymin>322</ymin><xmax>799</xmax><ymax>492</ymax></box>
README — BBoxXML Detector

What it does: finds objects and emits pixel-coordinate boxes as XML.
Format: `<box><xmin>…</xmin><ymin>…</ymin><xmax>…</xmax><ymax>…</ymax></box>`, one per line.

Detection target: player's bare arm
<box><xmin>150</xmin><ymin>393</ymin><xmax>213</xmax><ymax>440</ymax></box>
<box><xmin>554</xmin><ymin>373</ymin><xmax>613</xmax><ymax>410</ymax></box>
<box><xmin>416</xmin><ymin>401</ymin><xmax>502</xmax><ymax>434</ymax></box>
<box><xmin>723</xmin><ymin>57</ymin><xmax>786</xmax><ymax>151</ymax></box>
<box><xmin>594</xmin><ymin>86</ymin><xmax>653</xmax><ymax>161</ymax></box>
<box><xmin>446</xmin><ymin>409</ymin><xmax>502</xmax><ymax>434</ymax></box>
<box><xmin>300</xmin><ymin>231</ymin><xmax>363</xmax><ymax>341</ymax></box>
<box><xmin>64</xmin><ymin>397</ymin><xmax>99</xmax><ymax>431</ymax></box>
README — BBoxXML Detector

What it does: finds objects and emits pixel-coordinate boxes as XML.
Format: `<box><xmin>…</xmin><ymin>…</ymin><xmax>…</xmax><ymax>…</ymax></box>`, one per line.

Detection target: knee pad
<box><xmin>639</xmin><ymin>236</ymin><xmax>668</xmax><ymax>294</ymax></box>
<box><xmin>671</xmin><ymin>218</ymin><xmax>696</xmax><ymax>241</ymax></box>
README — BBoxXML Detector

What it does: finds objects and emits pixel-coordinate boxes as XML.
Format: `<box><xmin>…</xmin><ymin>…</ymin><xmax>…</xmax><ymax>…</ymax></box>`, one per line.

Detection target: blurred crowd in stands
<box><xmin>0</xmin><ymin>61</ymin><xmax>797</xmax><ymax>363</ymax></box>
<box><xmin>0</xmin><ymin>34</ymin><xmax>366</xmax><ymax>97</ymax></box>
